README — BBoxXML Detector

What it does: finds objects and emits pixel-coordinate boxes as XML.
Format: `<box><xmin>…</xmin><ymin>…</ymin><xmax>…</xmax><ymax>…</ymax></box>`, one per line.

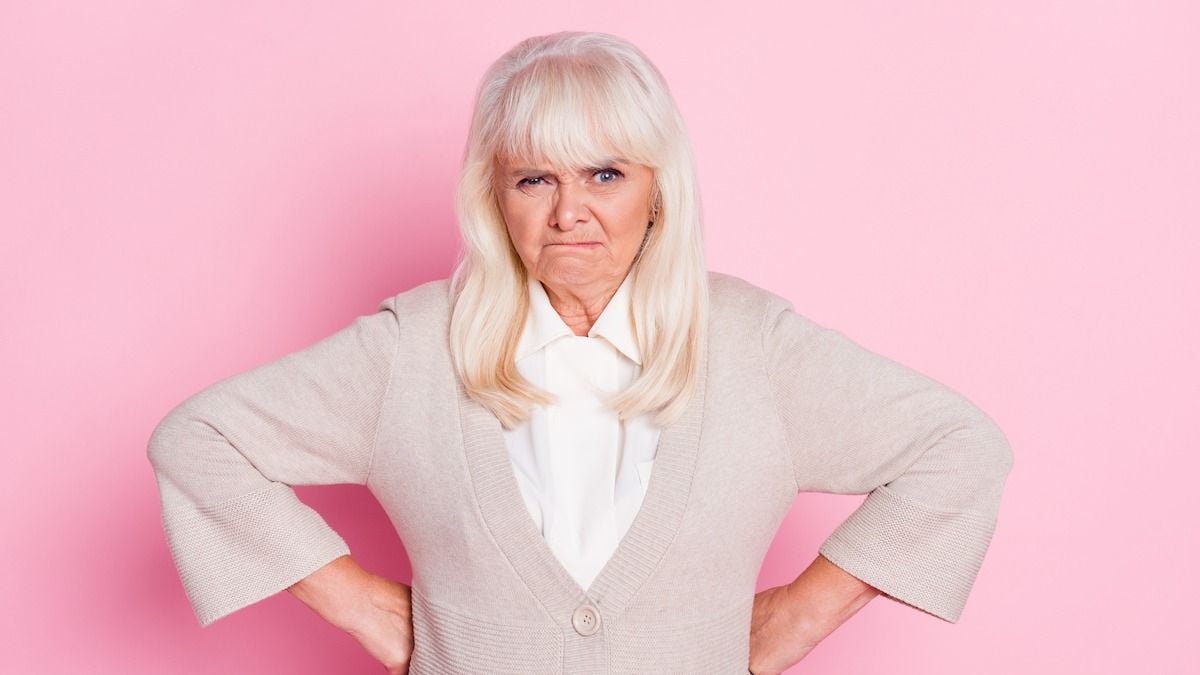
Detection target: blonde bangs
<box><xmin>489</xmin><ymin>54</ymin><xmax>664</xmax><ymax>172</ymax></box>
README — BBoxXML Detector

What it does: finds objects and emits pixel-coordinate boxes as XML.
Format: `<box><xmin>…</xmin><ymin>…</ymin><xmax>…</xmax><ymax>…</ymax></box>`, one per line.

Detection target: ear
<box><xmin>649</xmin><ymin>187</ymin><xmax>662</xmax><ymax>223</ymax></box>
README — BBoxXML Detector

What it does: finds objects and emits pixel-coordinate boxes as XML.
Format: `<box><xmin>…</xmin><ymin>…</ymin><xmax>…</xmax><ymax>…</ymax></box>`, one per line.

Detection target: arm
<box><xmin>762</xmin><ymin>296</ymin><xmax>1014</xmax><ymax>624</ymax></box>
<box><xmin>288</xmin><ymin>554</ymin><xmax>413</xmax><ymax>673</ymax></box>
<box><xmin>146</xmin><ymin>296</ymin><xmax>400</xmax><ymax>628</ymax></box>
<box><xmin>750</xmin><ymin>554</ymin><xmax>881</xmax><ymax>674</ymax></box>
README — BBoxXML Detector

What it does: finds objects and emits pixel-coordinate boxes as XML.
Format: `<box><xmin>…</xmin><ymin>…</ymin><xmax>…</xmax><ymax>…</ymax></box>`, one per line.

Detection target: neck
<box><xmin>540</xmin><ymin>279</ymin><xmax>620</xmax><ymax>337</ymax></box>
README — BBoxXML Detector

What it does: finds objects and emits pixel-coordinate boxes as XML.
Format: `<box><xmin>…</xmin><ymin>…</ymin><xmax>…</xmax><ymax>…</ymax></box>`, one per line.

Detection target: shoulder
<box><xmin>377</xmin><ymin>277</ymin><xmax>452</xmax><ymax>321</ymax></box>
<box><xmin>372</xmin><ymin>276</ymin><xmax>451</xmax><ymax>336</ymax></box>
<box><xmin>706</xmin><ymin>269</ymin><xmax>796</xmax><ymax>329</ymax></box>
<box><xmin>705</xmin><ymin>271</ymin><xmax>831</xmax><ymax>356</ymax></box>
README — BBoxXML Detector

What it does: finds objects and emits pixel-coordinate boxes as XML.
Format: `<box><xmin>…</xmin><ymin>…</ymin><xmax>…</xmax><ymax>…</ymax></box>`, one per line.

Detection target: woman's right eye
<box><xmin>518</xmin><ymin>177</ymin><xmax>545</xmax><ymax>187</ymax></box>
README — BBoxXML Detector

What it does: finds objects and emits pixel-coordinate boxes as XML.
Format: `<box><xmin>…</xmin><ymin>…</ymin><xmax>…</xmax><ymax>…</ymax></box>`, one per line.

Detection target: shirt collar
<box><xmin>516</xmin><ymin>271</ymin><xmax>641</xmax><ymax>365</ymax></box>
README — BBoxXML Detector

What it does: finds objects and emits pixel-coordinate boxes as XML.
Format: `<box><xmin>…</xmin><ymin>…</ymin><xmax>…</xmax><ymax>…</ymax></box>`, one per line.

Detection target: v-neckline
<box><xmin>455</xmin><ymin>347</ymin><xmax>709</xmax><ymax>624</ymax></box>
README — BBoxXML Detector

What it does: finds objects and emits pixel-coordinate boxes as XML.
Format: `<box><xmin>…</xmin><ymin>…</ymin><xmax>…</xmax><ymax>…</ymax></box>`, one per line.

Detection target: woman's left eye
<box><xmin>595</xmin><ymin>168</ymin><xmax>623</xmax><ymax>183</ymax></box>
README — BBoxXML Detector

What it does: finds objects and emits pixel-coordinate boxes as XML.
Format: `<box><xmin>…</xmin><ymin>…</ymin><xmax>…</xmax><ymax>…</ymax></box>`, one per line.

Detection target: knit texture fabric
<box><xmin>147</xmin><ymin>271</ymin><xmax>1014</xmax><ymax>673</ymax></box>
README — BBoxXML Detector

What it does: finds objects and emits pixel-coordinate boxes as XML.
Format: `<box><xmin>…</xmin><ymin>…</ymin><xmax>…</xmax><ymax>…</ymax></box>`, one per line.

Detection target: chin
<box><xmin>541</xmin><ymin>267</ymin><xmax>604</xmax><ymax>288</ymax></box>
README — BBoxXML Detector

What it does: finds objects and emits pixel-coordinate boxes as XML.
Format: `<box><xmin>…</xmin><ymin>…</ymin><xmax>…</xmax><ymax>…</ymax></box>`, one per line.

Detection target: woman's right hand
<box><xmin>345</xmin><ymin>574</ymin><xmax>414</xmax><ymax>675</ymax></box>
<box><xmin>288</xmin><ymin>555</ymin><xmax>414</xmax><ymax>674</ymax></box>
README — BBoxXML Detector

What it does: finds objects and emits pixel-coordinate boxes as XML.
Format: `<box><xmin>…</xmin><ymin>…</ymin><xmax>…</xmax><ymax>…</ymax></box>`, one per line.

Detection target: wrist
<box><xmin>785</xmin><ymin>555</ymin><xmax>880</xmax><ymax>644</ymax></box>
<box><xmin>780</xmin><ymin>581</ymin><xmax>828</xmax><ymax>650</ymax></box>
<box><xmin>364</xmin><ymin>575</ymin><xmax>412</xmax><ymax>622</ymax></box>
<box><xmin>339</xmin><ymin>578</ymin><xmax>411</xmax><ymax>645</ymax></box>
<box><xmin>289</xmin><ymin>555</ymin><xmax>379</xmax><ymax>634</ymax></box>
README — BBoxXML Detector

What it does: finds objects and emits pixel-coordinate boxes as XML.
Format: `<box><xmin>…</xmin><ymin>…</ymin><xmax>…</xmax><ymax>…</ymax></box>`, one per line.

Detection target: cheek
<box><xmin>498</xmin><ymin>194</ymin><xmax>530</xmax><ymax>226</ymax></box>
<box><xmin>609</xmin><ymin>196</ymin><xmax>651</xmax><ymax>239</ymax></box>
<box><xmin>499</xmin><ymin>201</ymin><xmax>543</xmax><ymax>250</ymax></box>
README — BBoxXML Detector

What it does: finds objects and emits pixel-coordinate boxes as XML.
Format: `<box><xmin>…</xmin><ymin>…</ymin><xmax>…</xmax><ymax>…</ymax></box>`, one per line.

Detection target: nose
<box><xmin>551</xmin><ymin>180</ymin><xmax>590</xmax><ymax>230</ymax></box>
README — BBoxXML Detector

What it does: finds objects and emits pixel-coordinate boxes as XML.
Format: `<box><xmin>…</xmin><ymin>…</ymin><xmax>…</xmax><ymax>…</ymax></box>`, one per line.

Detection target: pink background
<box><xmin>3</xmin><ymin>2</ymin><xmax>1197</xmax><ymax>673</ymax></box>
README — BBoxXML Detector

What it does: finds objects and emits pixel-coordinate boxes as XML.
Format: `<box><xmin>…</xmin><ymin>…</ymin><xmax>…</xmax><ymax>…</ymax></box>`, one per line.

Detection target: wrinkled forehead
<box><xmin>493</xmin><ymin>152</ymin><xmax>633</xmax><ymax>178</ymax></box>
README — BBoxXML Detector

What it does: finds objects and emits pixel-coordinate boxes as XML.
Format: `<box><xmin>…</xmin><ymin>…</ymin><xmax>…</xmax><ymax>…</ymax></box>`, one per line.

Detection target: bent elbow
<box><xmin>146</xmin><ymin>405</ymin><xmax>193</xmax><ymax>473</ymax></box>
<box><xmin>958</xmin><ymin>410</ymin><xmax>1016</xmax><ymax>513</ymax></box>
<box><xmin>974</xmin><ymin>412</ymin><xmax>1015</xmax><ymax>481</ymax></box>
<box><xmin>890</xmin><ymin>408</ymin><xmax>1015</xmax><ymax>517</ymax></box>
<box><xmin>146</xmin><ymin>391</ymin><xmax>219</xmax><ymax>476</ymax></box>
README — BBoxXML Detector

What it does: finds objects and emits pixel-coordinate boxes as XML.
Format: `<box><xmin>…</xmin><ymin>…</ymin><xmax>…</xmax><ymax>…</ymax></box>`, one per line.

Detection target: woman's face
<box><xmin>493</xmin><ymin>154</ymin><xmax>655</xmax><ymax>297</ymax></box>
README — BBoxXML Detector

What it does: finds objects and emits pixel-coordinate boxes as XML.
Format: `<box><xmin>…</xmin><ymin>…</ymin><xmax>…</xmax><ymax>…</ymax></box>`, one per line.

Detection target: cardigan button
<box><xmin>571</xmin><ymin>604</ymin><xmax>601</xmax><ymax>636</ymax></box>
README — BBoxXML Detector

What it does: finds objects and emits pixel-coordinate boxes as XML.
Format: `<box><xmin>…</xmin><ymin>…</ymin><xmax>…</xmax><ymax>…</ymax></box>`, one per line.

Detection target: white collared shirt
<box><xmin>503</xmin><ymin>271</ymin><xmax>662</xmax><ymax>592</ymax></box>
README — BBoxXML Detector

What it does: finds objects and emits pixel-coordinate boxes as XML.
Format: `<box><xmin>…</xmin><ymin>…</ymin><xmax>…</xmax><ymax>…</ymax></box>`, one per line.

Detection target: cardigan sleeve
<box><xmin>146</xmin><ymin>296</ymin><xmax>400</xmax><ymax>628</ymax></box>
<box><xmin>762</xmin><ymin>297</ymin><xmax>1013</xmax><ymax>623</ymax></box>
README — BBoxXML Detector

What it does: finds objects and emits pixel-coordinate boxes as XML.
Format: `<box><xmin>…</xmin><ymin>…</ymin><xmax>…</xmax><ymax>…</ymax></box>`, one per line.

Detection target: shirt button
<box><xmin>571</xmin><ymin>604</ymin><xmax>601</xmax><ymax>636</ymax></box>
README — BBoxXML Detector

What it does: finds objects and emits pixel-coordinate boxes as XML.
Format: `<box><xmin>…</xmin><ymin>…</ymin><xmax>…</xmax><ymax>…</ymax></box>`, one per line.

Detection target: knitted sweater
<box><xmin>146</xmin><ymin>271</ymin><xmax>1014</xmax><ymax>674</ymax></box>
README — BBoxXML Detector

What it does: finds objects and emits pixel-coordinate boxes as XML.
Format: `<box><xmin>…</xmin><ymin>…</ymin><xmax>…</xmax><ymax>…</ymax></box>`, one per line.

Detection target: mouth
<box><xmin>549</xmin><ymin>242</ymin><xmax>601</xmax><ymax>248</ymax></box>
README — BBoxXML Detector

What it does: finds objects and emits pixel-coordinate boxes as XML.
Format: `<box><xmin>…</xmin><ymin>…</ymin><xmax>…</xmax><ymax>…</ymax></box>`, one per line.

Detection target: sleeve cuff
<box><xmin>816</xmin><ymin>484</ymin><xmax>999</xmax><ymax>623</ymax></box>
<box><xmin>160</xmin><ymin>482</ymin><xmax>352</xmax><ymax>628</ymax></box>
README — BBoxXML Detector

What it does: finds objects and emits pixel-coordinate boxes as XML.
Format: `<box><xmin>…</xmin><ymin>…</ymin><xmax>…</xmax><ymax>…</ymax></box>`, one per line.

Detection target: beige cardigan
<box><xmin>147</xmin><ymin>271</ymin><xmax>1014</xmax><ymax>673</ymax></box>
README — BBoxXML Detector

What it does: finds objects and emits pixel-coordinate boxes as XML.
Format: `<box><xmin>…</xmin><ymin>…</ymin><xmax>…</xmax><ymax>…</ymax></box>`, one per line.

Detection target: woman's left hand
<box><xmin>748</xmin><ymin>554</ymin><xmax>882</xmax><ymax>674</ymax></box>
<box><xmin>748</xmin><ymin>583</ymin><xmax>819</xmax><ymax>675</ymax></box>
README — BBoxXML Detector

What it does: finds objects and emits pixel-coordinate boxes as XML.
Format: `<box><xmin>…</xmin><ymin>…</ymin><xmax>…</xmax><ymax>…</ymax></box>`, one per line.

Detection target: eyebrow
<box><xmin>507</xmin><ymin>157</ymin><xmax>630</xmax><ymax>178</ymax></box>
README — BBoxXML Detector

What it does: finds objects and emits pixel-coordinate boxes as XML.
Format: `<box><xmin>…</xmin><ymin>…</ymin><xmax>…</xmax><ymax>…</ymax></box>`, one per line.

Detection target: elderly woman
<box><xmin>147</xmin><ymin>31</ymin><xmax>1013</xmax><ymax>674</ymax></box>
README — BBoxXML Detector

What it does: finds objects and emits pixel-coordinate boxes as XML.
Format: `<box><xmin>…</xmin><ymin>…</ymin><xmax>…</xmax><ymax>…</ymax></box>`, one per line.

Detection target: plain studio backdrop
<box><xmin>2</xmin><ymin>2</ymin><xmax>1196</xmax><ymax>673</ymax></box>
